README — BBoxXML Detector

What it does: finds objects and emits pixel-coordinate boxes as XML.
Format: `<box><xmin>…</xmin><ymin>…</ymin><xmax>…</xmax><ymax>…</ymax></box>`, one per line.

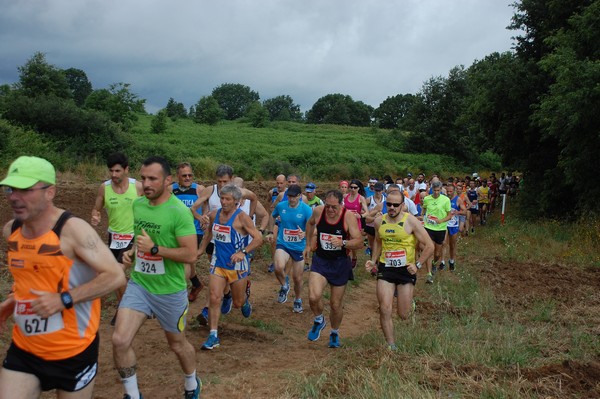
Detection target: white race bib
<box><xmin>319</xmin><ymin>232</ymin><xmax>342</xmax><ymax>251</ymax></box>
<box><xmin>213</xmin><ymin>224</ymin><xmax>231</xmax><ymax>243</ymax></box>
<box><xmin>109</xmin><ymin>233</ymin><xmax>133</xmax><ymax>250</ymax></box>
<box><xmin>135</xmin><ymin>251</ymin><xmax>165</xmax><ymax>275</ymax></box>
<box><xmin>384</xmin><ymin>250</ymin><xmax>407</xmax><ymax>268</ymax></box>
<box><xmin>426</xmin><ymin>215</ymin><xmax>439</xmax><ymax>226</ymax></box>
<box><xmin>14</xmin><ymin>300</ymin><xmax>64</xmax><ymax>336</ymax></box>
<box><xmin>283</xmin><ymin>228</ymin><xmax>302</xmax><ymax>243</ymax></box>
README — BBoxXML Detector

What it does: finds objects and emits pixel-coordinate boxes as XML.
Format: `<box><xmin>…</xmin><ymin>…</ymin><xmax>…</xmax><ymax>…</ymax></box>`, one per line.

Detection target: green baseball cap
<box><xmin>0</xmin><ymin>156</ymin><xmax>56</xmax><ymax>189</ymax></box>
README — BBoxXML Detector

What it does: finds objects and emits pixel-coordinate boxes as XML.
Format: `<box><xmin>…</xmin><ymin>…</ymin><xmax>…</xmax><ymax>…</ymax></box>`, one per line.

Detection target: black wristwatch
<box><xmin>61</xmin><ymin>291</ymin><xmax>74</xmax><ymax>309</ymax></box>
<box><xmin>150</xmin><ymin>244</ymin><xmax>159</xmax><ymax>255</ymax></box>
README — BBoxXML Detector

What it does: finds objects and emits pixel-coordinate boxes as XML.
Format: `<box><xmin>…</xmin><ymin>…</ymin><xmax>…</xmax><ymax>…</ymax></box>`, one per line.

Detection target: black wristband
<box><xmin>61</xmin><ymin>291</ymin><xmax>74</xmax><ymax>309</ymax></box>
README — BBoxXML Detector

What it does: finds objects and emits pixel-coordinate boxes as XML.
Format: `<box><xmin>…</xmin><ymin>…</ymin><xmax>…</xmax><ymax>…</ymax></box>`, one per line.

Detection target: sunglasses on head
<box><xmin>385</xmin><ymin>202</ymin><xmax>402</xmax><ymax>208</ymax></box>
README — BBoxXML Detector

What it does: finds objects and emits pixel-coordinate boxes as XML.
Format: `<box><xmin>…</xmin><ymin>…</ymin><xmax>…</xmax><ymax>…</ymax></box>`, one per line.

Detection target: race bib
<box><xmin>426</xmin><ymin>215</ymin><xmax>439</xmax><ymax>226</ymax></box>
<box><xmin>447</xmin><ymin>215</ymin><xmax>458</xmax><ymax>227</ymax></box>
<box><xmin>213</xmin><ymin>224</ymin><xmax>231</xmax><ymax>243</ymax></box>
<box><xmin>384</xmin><ymin>250</ymin><xmax>407</xmax><ymax>268</ymax></box>
<box><xmin>135</xmin><ymin>251</ymin><xmax>165</xmax><ymax>275</ymax></box>
<box><xmin>14</xmin><ymin>300</ymin><xmax>64</xmax><ymax>336</ymax></box>
<box><xmin>283</xmin><ymin>228</ymin><xmax>302</xmax><ymax>243</ymax></box>
<box><xmin>470</xmin><ymin>199</ymin><xmax>478</xmax><ymax>210</ymax></box>
<box><xmin>109</xmin><ymin>233</ymin><xmax>133</xmax><ymax>250</ymax></box>
<box><xmin>319</xmin><ymin>232</ymin><xmax>342</xmax><ymax>251</ymax></box>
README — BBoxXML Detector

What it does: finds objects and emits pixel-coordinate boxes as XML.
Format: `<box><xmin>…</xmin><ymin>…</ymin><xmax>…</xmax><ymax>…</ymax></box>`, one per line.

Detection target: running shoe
<box><xmin>439</xmin><ymin>261</ymin><xmax>446</xmax><ymax>271</ymax></box>
<box><xmin>188</xmin><ymin>283</ymin><xmax>203</xmax><ymax>303</ymax></box>
<box><xmin>267</xmin><ymin>263</ymin><xmax>275</xmax><ymax>273</ymax></box>
<box><xmin>449</xmin><ymin>260</ymin><xmax>456</xmax><ymax>272</ymax></box>
<box><xmin>307</xmin><ymin>319</ymin><xmax>327</xmax><ymax>341</ymax></box>
<box><xmin>241</xmin><ymin>299</ymin><xmax>252</xmax><ymax>318</ymax></box>
<box><xmin>201</xmin><ymin>334</ymin><xmax>220</xmax><ymax>350</ymax></box>
<box><xmin>293</xmin><ymin>299</ymin><xmax>303</xmax><ymax>313</ymax></box>
<box><xmin>221</xmin><ymin>293</ymin><xmax>233</xmax><ymax>315</ymax></box>
<box><xmin>184</xmin><ymin>377</ymin><xmax>202</xmax><ymax>399</ymax></box>
<box><xmin>426</xmin><ymin>273</ymin><xmax>434</xmax><ymax>284</ymax></box>
<box><xmin>278</xmin><ymin>285</ymin><xmax>290</xmax><ymax>303</ymax></box>
<box><xmin>196</xmin><ymin>307</ymin><xmax>209</xmax><ymax>326</ymax></box>
<box><xmin>328</xmin><ymin>332</ymin><xmax>341</xmax><ymax>348</ymax></box>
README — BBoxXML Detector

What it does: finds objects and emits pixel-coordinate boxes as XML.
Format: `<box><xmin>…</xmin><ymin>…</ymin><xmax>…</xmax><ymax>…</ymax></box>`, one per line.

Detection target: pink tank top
<box><xmin>344</xmin><ymin>194</ymin><xmax>363</xmax><ymax>229</ymax></box>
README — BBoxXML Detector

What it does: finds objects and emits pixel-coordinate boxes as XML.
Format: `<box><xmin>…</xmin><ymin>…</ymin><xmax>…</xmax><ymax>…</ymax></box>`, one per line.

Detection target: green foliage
<box><xmin>306</xmin><ymin>93</ymin><xmax>373</xmax><ymax>127</ymax></box>
<box><xmin>165</xmin><ymin>97</ymin><xmax>187</xmax><ymax>120</ymax></box>
<box><xmin>151</xmin><ymin>109</ymin><xmax>168</xmax><ymax>134</ymax></box>
<box><xmin>15</xmin><ymin>52</ymin><xmax>71</xmax><ymax>99</ymax></box>
<box><xmin>263</xmin><ymin>95</ymin><xmax>302</xmax><ymax>121</ymax></box>
<box><xmin>373</xmin><ymin>93</ymin><xmax>416</xmax><ymax>129</ymax></box>
<box><xmin>211</xmin><ymin>83</ymin><xmax>260</xmax><ymax>120</ymax></box>
<box><xmin>193</xmin><ymin>95</ymin><xmax>223</xmax><ymax>125</ymax></box>
<box><xmin>3</xmin><ymin>92</ymin><xmax>129</xmax><ymax>162</ymax></box>
<box><xmin>84</xmin><ymin>82</ymin><xmax>145</xmax><ymax>129</ymax></box>
<box><xmin>246</xmin><ymin>101</ymin><xmax>269</xmax><ymax>128</ymax></box>
<box><xmin>0</xmin><ymin>119</ymin><xmax>58</xmax><ymax>168</ymax></box>
<box><xmin>64</xmin><ymin>68</ymin><xmax>93</xmax><ymax>107</ymax></box>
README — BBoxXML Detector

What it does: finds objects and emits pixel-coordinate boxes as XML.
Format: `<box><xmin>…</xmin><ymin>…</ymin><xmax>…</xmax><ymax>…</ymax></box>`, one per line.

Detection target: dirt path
<box><xmin>2</xmin><ymin>179</ymin><xmax>599</xmax><ymax>398</ymax></box>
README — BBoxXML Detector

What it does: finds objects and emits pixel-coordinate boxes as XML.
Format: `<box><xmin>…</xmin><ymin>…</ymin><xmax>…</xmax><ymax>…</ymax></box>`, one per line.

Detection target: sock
<box><xmin>330</xmin><ymin>328</ymin><xmax>339</xmax><ymax>335</ymax></box>
<box><xmin>209</xmin><ymin>329</ymin><xmax>218</xmax><ymax>337</ymax></box>
<box><xmin>122</xmin><ymin>375</ymin><xmax>140</xmax><ymax>399</ymax></box>
<box><xmin>190</xmin><ymin>276</ymin><xmax>201</xmax><ymax>287</ymax></box>
<box><xmin>314</xmin><ymin>314</ymin><xmax>324</xmax><ymax>323</ymax></box>
<box><xmin>184</xmin><ymin>371</ymin><xmax>198</xmax><ymax>391</ymax></box>
<box><xmin>450</xmin><ymin>259</ymin><xmax>455</xmax><ymax>263</ymax></box>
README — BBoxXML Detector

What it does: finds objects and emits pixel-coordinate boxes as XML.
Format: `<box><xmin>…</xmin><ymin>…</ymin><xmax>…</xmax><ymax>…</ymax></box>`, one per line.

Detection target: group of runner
<box><xmin>0</xmin><ymin>153</ymin><xmax>517</xmax><ymax>398</ymax></box>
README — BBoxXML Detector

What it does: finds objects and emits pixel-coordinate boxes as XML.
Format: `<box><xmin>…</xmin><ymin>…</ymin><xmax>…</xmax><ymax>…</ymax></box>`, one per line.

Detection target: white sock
<box><xmin>210</xmin><ymin>329</ymin><xmax>218</xmax><ymax>337</ymax></box>
<box><xmin>184</xmin><ymin>371</ymin><xmax>197</xmax><ymax>391</ymax></box>
<box><xmin>122</xmin><ymin>375</ymin><xmax>140</xmax><ymax>399</ymax></box>
<box><xmin>315</xmin><ymin>314</ymin><xmax>324</xmax><ymax>323</ymax></box>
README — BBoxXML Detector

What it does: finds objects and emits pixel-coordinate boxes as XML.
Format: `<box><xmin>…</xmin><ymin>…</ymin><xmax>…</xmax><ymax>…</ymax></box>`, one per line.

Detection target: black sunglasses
<box><xmin>385</xmin><ymin>202</ymin><xmax>402</xmax><ymax>208</ymax></box>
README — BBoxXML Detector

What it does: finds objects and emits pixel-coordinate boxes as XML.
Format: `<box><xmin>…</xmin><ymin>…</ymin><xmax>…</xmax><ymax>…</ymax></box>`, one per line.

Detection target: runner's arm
<box><xmin>343</xmin><ymin>211</ymin><xmax>364</xmax><ymax>250</ymax></box>
<box><xmin>90</xmin><ymin>184</ymin><xmax>105</xmax><ymax>226</ymax></box>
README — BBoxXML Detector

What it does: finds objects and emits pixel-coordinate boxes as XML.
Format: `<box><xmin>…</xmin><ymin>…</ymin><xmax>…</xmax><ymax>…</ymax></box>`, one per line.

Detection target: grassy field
<box><xmin>122</xmin><ymin>115</ymin><xmax>466</xmax><ymax>181</ymax></box>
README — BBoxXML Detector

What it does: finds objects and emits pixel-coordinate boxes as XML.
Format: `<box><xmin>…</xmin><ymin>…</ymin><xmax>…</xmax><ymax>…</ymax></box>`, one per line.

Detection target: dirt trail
<box><xmin>1</xmin><ymin>179</ymin><xmax>598</xmax><ymax>398</ymax></box>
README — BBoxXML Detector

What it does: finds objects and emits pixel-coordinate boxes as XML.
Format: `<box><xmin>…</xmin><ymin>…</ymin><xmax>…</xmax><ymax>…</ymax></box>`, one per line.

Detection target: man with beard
<box><xmin>365</xmin><ymin>190</ymin><xmax>433</xmax><ymax>350</ymax></box>
<box><xmin>90</xmin><ymin>152</ymin><xmax>143</xmax><ymax>325</ymax></box>
<box><xmin>112</xmin><ymin>156</ymin><xmax>201</xmax><ymax>399</ymax></box>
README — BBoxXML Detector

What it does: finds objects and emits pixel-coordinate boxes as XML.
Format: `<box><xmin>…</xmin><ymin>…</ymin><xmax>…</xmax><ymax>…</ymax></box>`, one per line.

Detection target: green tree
<box><xmin>165</xmin><ymin>97</ymin><xmax>187</xmax><ymax>120</ymax></box>
<box><xmin>194</xmin><ymin>95</ymin><xmax>223</xmax><ymax>125</ymax></box>
<box><xmin>306</xmin><ymin>94</ymin><xmax>372</xmax><ymax>126</ymax></box>
<box><xmin>15</xmin><ymin>52</ymin><xmax>71</xmax><ymax>99</ymax></box>
<box><xmin>373</xmin><ymin>94</ymin><xmax>416</xmax><ymax>129</ymax></box>
<box><xmin>84</xmin><ymin>82</ymin><xmax>145</xmax><ymax>128</ymax></box>
<box><xmin>151</xmin><ymin>109</ymin><xmax>168</xmax><ymax>133</ymax></box>
<box><xmin>263</xmin><ymin>95</ymin><xmax>302</xmax><ymax>121</ymax></box>
<box><xmin>211</xmin><ymin>83</ymin><xmax>260</xmax><ymax>120</ymax></box>
<box><xmin>246</xmin><ymin>101</ymin><xmax>269</xmax><ymax>128</ymax></box>
<box><xmin>64</xmin><ymin>68</ymin><xmax>92</xmax><ymax>107</ymax></box>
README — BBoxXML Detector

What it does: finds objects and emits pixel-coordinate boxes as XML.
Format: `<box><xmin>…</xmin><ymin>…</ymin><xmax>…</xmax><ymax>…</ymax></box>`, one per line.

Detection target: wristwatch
<box><xmin>415</xmin><ymin>261</ymin><xmax>422</xmax><ymax>270</ymax></box>
<box><xmin>150</xmin><ymin>244</ymin><xmax>159</xmax><ymax>256</ymax></box>
<box><xmin>61</xmin><ymin>291</ymin><xmax>74</xmax><ymax>309</ymax></box>
<box><xmin>241</xmin><ymin>248</ymin><xmax>248</xmax><ymax>255</ymax></box>
<box><xmin>342</xmin><ymin>240</ymin><xmax>348</xmax><ymax>249</ymax></box>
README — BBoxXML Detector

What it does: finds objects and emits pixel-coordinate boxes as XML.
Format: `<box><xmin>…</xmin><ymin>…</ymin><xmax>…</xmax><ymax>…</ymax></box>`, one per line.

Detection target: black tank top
<box><xmin>316</xmin><ymin>207</ymin><xmax>348</xmax><ymax>260</ymax></box>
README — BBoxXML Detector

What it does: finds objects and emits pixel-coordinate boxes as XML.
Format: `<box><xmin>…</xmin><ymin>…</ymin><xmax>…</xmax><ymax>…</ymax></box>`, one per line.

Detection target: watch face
<box><xmin>151</xmin><ymin>246</ymin><xmax>158</xmax><ymax>255</ymax></box>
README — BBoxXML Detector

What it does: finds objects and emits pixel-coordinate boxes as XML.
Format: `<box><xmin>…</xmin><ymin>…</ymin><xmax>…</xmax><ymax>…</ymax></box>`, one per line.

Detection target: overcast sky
<box><xmin>0</xmin><ymin>0</ymin><xmax>518</xmax><ymax>113</ymax></box>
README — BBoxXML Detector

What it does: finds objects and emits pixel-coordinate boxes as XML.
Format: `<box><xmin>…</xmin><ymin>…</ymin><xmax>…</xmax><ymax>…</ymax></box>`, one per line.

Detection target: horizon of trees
<box><xmin>0</xmin><ymin>0</ymin><xmax>598</xmax><ymax>219</ymax></box>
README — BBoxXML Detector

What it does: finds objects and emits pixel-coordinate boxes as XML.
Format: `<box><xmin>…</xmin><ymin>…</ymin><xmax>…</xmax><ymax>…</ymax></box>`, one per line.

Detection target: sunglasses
<box><xmin>181</xmin><ymin>174</ymin><xmax>193</xmax><ymax>178</ymax></box>
<box><xmin>385</xmin><ymin>202</ymin><xmax>402</xmax><ymax>208</ymax></box>
<box><xmin>324</xmin><ymin>204</ymin><xmax>339</xmax><ymax>209</ymax></box>
<box><xmin>350</xmin><ymin>186</ymin><xmax>359</xmax><ymax>189</ymax></box>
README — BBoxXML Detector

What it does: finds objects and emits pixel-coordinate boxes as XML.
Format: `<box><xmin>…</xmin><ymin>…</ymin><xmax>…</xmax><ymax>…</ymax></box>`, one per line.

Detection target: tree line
<box><xmin>0</xmin><ymin>0</ymin><xmax>598</xmax><ymax>219</ymax></box>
